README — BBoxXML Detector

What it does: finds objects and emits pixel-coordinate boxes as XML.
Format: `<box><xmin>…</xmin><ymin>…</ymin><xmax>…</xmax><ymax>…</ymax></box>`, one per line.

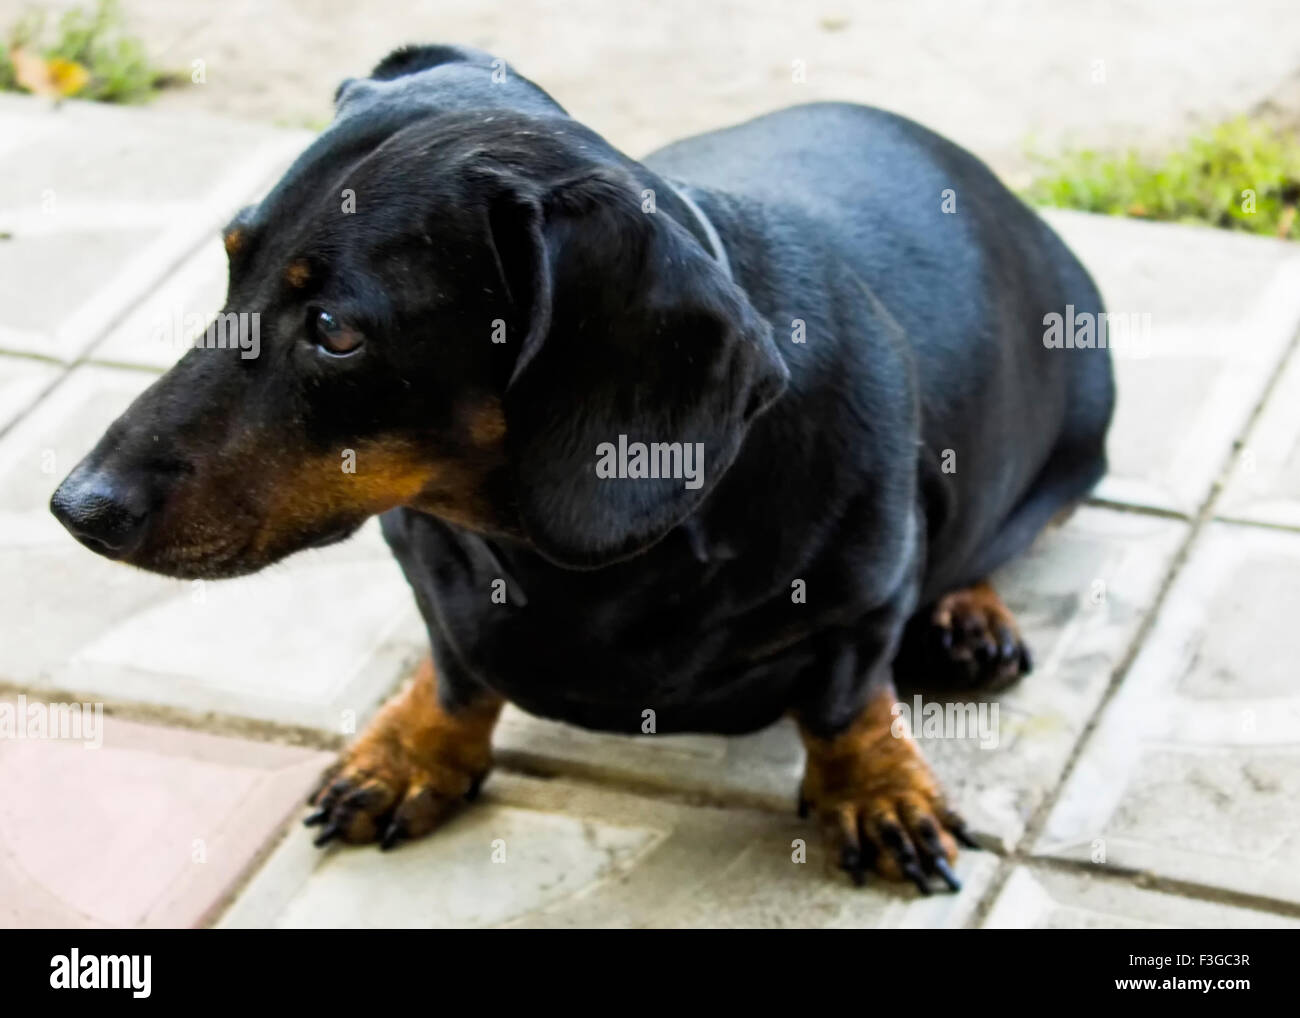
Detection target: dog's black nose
<box><xmin>50</xmin><ymin>470</ymin><xmax>150</xmax><ymax>558</ymax></box>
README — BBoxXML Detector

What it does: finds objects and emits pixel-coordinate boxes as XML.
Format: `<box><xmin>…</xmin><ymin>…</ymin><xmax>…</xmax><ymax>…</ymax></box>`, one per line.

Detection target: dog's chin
<box><xmin>125</xmin><ymin>520</ymin><xmax>366</xmax><ymax>581</ymax></box>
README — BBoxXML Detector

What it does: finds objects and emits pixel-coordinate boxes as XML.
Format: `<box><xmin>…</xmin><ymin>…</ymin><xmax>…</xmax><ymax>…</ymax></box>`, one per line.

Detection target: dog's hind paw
<box><xmin>304</xmin><ymin>658</ymin><xmax>502</xmax><ymax>850</ymax></box>
<box><xmin>927</xmin><ymin>580</ymin><xmax>1032</xmax><ymax>691</ymax></box>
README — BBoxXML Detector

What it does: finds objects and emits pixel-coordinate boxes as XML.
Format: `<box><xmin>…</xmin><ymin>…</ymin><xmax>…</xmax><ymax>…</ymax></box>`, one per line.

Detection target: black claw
<box><xmin>914</xmin><ymin>819</ymin><xmax>949</xmax><ymax>863</ymax></box>
<box><xmin>878</xmin><ymin>821</ymin><xmax>907</xmax><ymax>851</ymax></box>
<box><xmin>933</xmin><ymin>858</ymin><xmax>962</xmax><ymax>892</ymax></box>
<box><xmin>1018</xmin><ymin>644</ymin><xmax>1034</xmax><ymax>675</ymax></box>
<box><xmin>902</xmin><ymin>862</ymin><xmax>932</xmax><ymax>896</ymax></box>
<box><xmin>839</xmin><ymin>842</ymin><xmax>867</xmax><ymax>887</ymax></box>
<box><xmin>303</xmin><ymin>808</ymin><xmax>330</xmax><ymax>827</ymax></box>
<box><xmin>306</xmin><ymin>772</ymin><xmax>337</xmax><ymax>806</ymax></box>
<box><xmin>380</xmin><ymin>819</ymin><xmax>405</xmax><ymax>851</ymax></box>
<box><xmin>311</xmin><ymin>779</ymin><xmax>347</xmax><ymax>814</ymax></box>
<box><xmin>797</xmin><ymin>794</ymin><xmax>810</xmax><ymax>819</ymax></box>
<box><xmin>465</xmin><ymin>773</ymin><xmax>486</xmax><ymax>802</ymax></box>
<box><xmin>859</xmin><ymin>837</ymin><xmax>881</xmax><ymax>872</ymax></box>
<box><xmin>878</xmin><ymin>823</ymin><xmax>931</xmax><ymax>895</ymax></box>
<box><xmin>951</xmin><ymin>824</ymin><xmax>980</xmax><ymax>850</ymax></box>
<box><xmin>312</xmin><ymin>823</ymin><xmax>341</xmax><ymax>847</ymax></box>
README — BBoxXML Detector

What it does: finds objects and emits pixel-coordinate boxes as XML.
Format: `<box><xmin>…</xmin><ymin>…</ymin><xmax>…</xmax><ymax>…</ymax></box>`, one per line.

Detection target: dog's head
<box><xmin>50</xmin><ymin>46</ymin><xmax>787</xmax><ymax>577</ymax></box>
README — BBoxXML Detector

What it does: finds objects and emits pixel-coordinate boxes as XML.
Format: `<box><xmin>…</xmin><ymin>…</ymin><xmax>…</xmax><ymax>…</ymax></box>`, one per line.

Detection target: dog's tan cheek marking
<box><xmin>285</xmin><ymin>259</ymin><xmax>312</xmax><ymax>288</ymax></box>
<box><xmin>251</xmin><ymin>440</ymin><xmax>442</xmax><ymax>552</ymax></box>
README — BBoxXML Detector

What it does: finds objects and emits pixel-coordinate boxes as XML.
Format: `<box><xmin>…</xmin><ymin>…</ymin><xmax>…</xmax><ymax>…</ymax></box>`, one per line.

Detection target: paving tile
<box><xmin>0</xmin><ymin>353</ymin><xmax>62</xmax><ymax>433</ymax></box>
<box><xmin>1216</xmin><ymin>344</ymin><xmax>1300</xmax><ymax>531</ymax></box>
<box><xmin>920</xmin><ymin>508</ymin><xmax>1186</xmax><ymax>851</ymax></box>
<box><xmin>982</xmin><ymin>865</ymin><xmax>1300</xmax><ymax>929</ymax></box>
<box><xmin>87</xmin><ymin>237</ymin><xmax>230</xmax><ymax>371</ymax></box>
<box><xmin>495</xmin><ymin>708</ymin><xmax>805</xmax><ymax>812</ymax></box>
<box><xmin>1036</xmin><ymin>521</ymin><xmax>1300</xmax><ymax>906</ymax></box>
<box><xmin>0</xmin><ymin>698</ymin><xmax>332</xmax><ymax>928</ymax></box>
<box><xmin>495</xmin><ymin>507</ymin><xmax>1186</xmax><ymax>851</ymax></box>
<box><xmin>219</xmin><ymin>772</ymin><xmax>998</xmax><ymax>928</ymax></box>
<box><xmin>0</xmin><ymin>364</ymin><xmax>425</xmax><ymax>731</ymax></box>
<box><xmin>1041</xmin><ymin>210</ymin><xmax>1300</xmax><ymax>516</ymax></box>
<box><xmin>0</xmin><ymin>95</ymin><xmax>308</xmax><ymax>363</ymax></box>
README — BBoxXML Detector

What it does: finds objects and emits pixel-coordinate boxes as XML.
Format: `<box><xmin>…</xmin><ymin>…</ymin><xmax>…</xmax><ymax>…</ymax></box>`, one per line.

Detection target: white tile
<box><xmin>0</xmin><ymin>95</ymin><xmax>308</xmax><ymax>362</ymax></box>
<box><xmin>1037</xmin><ymin>522</ymin><xmax>1300</xmax><ymax>906</ymax></box>
<box><xmin>220</xmin><ymin>773</ymin><xmax>999</xmax><ymax>928</ymax></box>
<box><xmin>88</xmin><ymin>238</ymin><xmax>230</xmax><ymax>371</ymax></box>
<box><xmin>0</xmin><ymin>354</ymin><xmax>62</xmax><ymax>433</ymax></box>
<box><xmin>1043</xmin><ymin>210</ymin><xmax>1300</xmax><ymax>515</ymax></box>
<box><xmin>1216</xmin><ymin>347</ymin><xmax>1300</xmax><ymax>530</ymax></box>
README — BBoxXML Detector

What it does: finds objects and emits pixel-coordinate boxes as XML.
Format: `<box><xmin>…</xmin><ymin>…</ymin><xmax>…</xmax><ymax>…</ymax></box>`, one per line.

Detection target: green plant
<box><xmin>0</xmin><ymin>0</ymin><xmax>170</xmax><ymax>103</ymax></box>
<box><xmin>1023</xmin><ymin>118</ymin><xmax>1300</xmax><ymax>240</ymax></box>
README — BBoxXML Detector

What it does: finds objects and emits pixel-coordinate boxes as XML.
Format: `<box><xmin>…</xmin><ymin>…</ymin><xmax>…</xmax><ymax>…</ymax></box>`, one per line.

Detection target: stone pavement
<box><xmin>20</xmin><ymin>0</ymin><xmax>1300</xmax><ymax>182</ymax></box>
<box><xmin>3</xmin><ymin>96</ymin><xmax>1300</xmax><ymax>929</ymax></box>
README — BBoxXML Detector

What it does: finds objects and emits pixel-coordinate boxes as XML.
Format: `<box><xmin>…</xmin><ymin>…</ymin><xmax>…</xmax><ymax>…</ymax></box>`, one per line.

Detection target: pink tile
<box><xmin>0</xmin><ymin>698</ymin><xmax>332</xmax><ymax>928</ymax></box>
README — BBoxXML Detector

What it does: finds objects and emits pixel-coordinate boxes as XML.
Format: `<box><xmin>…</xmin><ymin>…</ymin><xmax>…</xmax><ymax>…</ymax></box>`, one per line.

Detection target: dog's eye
<box><xmin>307</xmin><ymin>308</ymin><xmax>364</xmax><ymax>356</ymax></box>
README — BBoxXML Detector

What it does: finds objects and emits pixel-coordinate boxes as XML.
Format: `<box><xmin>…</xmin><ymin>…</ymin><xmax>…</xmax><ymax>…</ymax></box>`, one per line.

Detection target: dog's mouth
<box><xmin>136</xmin><ymin>512</ymin><xmax>370</xmax><ymax>580</ymax></box>
<box><xmin>304</xmin><ymin>520</ymin><xmax>365</xmax><ymax>550</ymax></box>
<box><xmin>119</xmin><ymin>519</ymin><xmax>366</xmax><ymax>580</ymax></box>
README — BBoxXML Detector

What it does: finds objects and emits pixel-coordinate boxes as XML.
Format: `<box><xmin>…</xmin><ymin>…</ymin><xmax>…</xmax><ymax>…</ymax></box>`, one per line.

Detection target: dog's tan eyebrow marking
<box><xmin>223</xmin><ymin>228</ymin><xmax>244</xmax><ymax>256</ymax></box>
<box><xmin>463</xmin><ymin>398</ymin><xmax>507</xmax><ymax>448</ymax></box>
<box><xmin>284</xmin><ymin>259</ymin><xmax>312</xmax><ymax>288</ymax></box>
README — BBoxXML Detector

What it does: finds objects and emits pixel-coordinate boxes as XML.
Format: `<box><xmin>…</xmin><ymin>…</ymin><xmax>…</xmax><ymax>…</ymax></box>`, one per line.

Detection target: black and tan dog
<box><xmin>51</xmin><ymin>45</ymin><xmax>1113</xmax><ymax>893</ymax></box>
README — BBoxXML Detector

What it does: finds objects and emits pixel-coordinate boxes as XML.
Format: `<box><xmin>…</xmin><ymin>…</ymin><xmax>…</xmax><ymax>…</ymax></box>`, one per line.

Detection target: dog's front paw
<box><xmin>798</xmin><ymin>687</ymin><xmax>976</xmax><ymax>894</ymax></box>
<box><xmin>305</xmin><ymin>658</ymin><xmax>502</xmax><ymax>850</ymax></box>
<box><xmin>929</xmin><ymin>580</ymin><xmax>1032</xmax><ymax>690</ymax></box>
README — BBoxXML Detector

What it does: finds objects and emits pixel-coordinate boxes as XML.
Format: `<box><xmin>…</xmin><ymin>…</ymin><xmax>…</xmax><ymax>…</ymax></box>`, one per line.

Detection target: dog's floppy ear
<box><xmin>485</xmin><ymin>167</ymin><xmax>788</xmax><ymax>569</ymax></box>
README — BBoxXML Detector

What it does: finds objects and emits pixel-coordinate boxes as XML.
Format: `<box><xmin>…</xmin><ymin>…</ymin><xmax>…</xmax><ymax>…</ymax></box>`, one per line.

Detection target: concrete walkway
<box><xmin>8</xmin><ymin>0</ymin><xmax>1300</xmax><ymax>181</ymax></box>
<box><xmin>3</xmin><ymin>95</ymin><xmax>1300</xmax><ymax>928</ymax></box>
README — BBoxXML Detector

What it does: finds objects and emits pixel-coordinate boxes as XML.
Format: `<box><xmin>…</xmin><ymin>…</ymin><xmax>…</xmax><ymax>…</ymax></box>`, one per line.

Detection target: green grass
<box><xmin>0</xmin><ymin>0</ymin><xmax>171</xmax><ymax>103</ymax></box>
<box><xmin>1023</xmin><ymin>118</ymin><xmax>1300</xmax><ymax>240</ymax></box>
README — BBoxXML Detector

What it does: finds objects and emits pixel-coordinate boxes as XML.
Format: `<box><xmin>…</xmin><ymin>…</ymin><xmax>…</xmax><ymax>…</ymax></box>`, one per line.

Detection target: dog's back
<box><xmin>646</xmin><ymin>102</ymin><xmax>1114</xmax><ymax>596</ymax></box>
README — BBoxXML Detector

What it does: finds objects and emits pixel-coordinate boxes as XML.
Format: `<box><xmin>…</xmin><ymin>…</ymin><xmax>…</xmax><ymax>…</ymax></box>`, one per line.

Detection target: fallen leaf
<box><xmin>9</xmin><ymin>47</ymin><xmax>89</xmax><ymax>98</ymax></box>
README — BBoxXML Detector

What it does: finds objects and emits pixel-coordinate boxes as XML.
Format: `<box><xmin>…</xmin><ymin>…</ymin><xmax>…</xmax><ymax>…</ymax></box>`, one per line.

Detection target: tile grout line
<box><xmin>0</xmin><ymin>677</ymin><xmax>350</xmax><ymax>752</ymax></box>
<box><xmin>1086</xmin><ymin>495</ymin><xmax>1300</xmax><ymax>537</ymax></box>
<box><xmin>0</xmin><ymin>363</ymin><xmax>73</xmax><ymax>445</ymax></box>
<box><xmin>0</xmin><ymin>219</ymin><xmax>213</xmax><ymax>446</ymax></box>
<box><xmin>1007</xmin><ymin>854</ymin><xmax>1300</xmax><ymax>921</ymax></box>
